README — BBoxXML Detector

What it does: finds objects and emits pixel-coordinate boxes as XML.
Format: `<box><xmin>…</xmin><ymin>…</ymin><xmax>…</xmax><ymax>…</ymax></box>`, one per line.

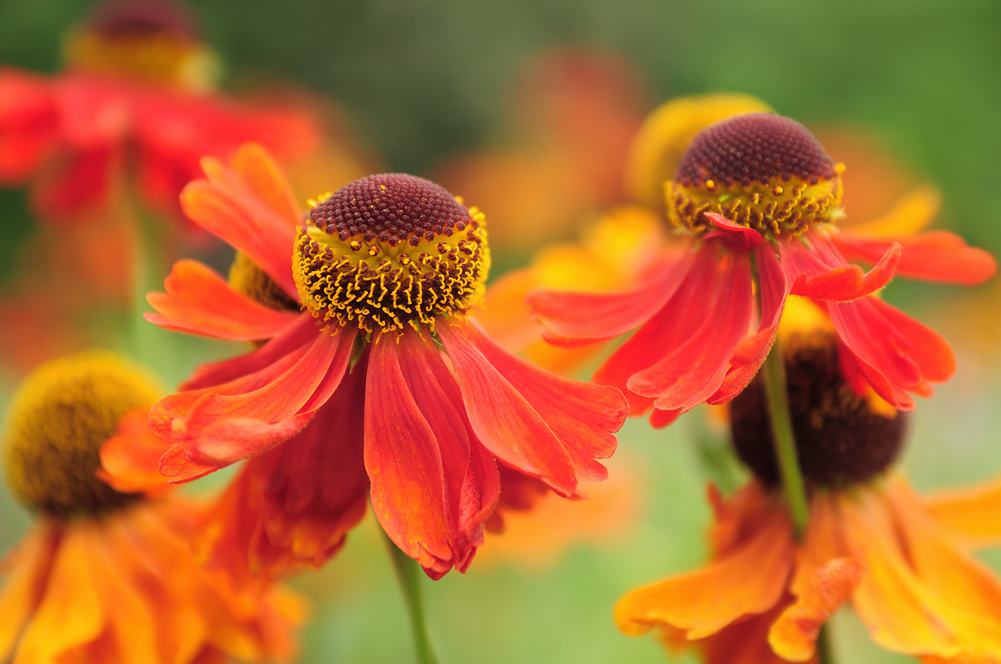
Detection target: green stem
<box><xmin>817</xmin><ymin>624</ymin><xmax>835</xmax><ymax>664</ymax></box>
<box><xmin>382</xmin><ymin>530</ymin><xmax>439</xmax><ymax>664</ymax></box>
<box><xmin>761</xmin><ymin>340</ymin><xmax>834</xmax><ymax>663</ymax></box>
<box><xmin>760</xmin><ymin>338</ymin><xmax>810</xmax><ymax>539</ymax></box>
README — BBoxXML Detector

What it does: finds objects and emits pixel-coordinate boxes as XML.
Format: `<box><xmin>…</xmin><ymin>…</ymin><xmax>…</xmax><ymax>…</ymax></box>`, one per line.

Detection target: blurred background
<box><xmin>2</xmin><ymin>0</ymin><xmax>1001</xmax><ymax>662</ymax></box>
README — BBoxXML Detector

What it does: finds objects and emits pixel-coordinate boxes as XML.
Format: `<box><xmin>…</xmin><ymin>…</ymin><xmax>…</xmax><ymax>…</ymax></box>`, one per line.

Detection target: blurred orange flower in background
<box><xmin>433</xmin><ymin>49</ymin><xmax>648</xmax><ymax>254</ymax></box>
<box><xmin>0</xmin><ymin>351</ymin><xmax>304</xmax><ymax>664</ymax></box>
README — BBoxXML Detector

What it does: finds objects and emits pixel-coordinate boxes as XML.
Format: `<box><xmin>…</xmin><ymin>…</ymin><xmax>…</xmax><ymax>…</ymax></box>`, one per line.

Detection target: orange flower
<box><xmin>0</xmin><ymin>351</ymin><xmax>303</xmax><ymax>664</ymax></box>
<box><xmin>0</xmin><ymin>0</ymin><xmax>319</xmax><ymax>224</ymax></box>
<box><xmin>615</xmin><ymin>326</ymin><xmax>1001</xmax><ymax>663</ymax></box>
<box><xmin>136</xmin><ymin>144</ymin><xmax>627</xmax><ymax>579</ymax></box>
<box><xmin>530</xmin><ymin>112</ymin><xmax>995</xmax><ymax>425</ymax></box>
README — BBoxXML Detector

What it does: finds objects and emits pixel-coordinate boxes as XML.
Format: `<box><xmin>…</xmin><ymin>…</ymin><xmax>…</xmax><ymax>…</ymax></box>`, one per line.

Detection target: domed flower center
<box><xmin>729</xmin><ymin>330</ymin><xmax>907</xmax><ymax>489</ymax></box>
<box><xmin>293</xmin><ymin>174</ymin><xmax>490</xmax><ymax>335</ymax></box>
<box><xmin>2</xmin><ymin>352</ymin><xmax>161</xmax><ymax>516</ymax></box>
<box><xmin>666</xmin><ymin>113</ymin><xmax>844</xmax><ymax>237</ymax></box>
<box><xmin>63</xmin><ymin>0</ymin><xmax>217</xmax><ymax>90</ymax></box>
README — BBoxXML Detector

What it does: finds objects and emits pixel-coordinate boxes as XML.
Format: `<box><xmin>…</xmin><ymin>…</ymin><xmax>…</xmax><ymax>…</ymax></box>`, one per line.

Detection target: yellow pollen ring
<box><xmin>665</xmin><ymin>167</ymin><xmax>844</xmax><ymax>237</ymax></box>
<box><xmin>292</xmin><ymin>206</ymin><xmax>490</xmax><ymax>335</ymax></box>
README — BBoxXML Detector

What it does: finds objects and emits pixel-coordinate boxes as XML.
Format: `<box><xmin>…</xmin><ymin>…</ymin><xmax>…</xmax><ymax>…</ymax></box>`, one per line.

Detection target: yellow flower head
<box><xmin>625</xmin><ymin>93</ymin><xmax>773</xmax><ymax>211</ymax></box>
<box><xmin>666</xmin><ymin>113</ymin><xmax>845</xmax><ymax>237</ymax></box>
<box><xmin>62</xmin><ymin>0</ymin><xmax>220</xmax><ymax>90</ymax></box>
<box><xmin>2</xmin><ymin>351</ymin><xmax>160</xmax><ymax>516</ymax></box>
<box><xmin>293</xmin><ymin>174</ymin><xmax>490</xmax><ymax>334</ymax></box>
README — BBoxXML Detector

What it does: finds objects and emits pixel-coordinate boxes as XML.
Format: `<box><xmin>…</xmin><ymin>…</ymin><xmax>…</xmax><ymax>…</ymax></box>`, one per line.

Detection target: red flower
<box><xmin>528</xmin><ymin>113</ymin><xmax>996</xmax><ymax>426</ymax></box>
<box><xmin>138</xmin><ymin>144</ymin><xmax>627</xmax><ymax>578</ymax></box>
<box><xmin>0</xmin><ymin>0</ymin><xmax>318</xmax><ymax>224</ymax></box>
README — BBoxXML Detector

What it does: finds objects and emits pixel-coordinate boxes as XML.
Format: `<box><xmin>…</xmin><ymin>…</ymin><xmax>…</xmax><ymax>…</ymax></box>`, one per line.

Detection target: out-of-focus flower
<box><xmin>615</xmin><ymin>327</ymin><xmax>1001</xmax><ymax>663</ymax></box>
<box><xmin>478</xmin><ymin>93</ymin><xmax>772</xmax><ymax>374</ymax></box>
<box><xmin>0</xmin><ymin>0</ymin><xmax>320</xmax><ymax>224</ymax></box>
<box><xmin>530</xmin><ymin>113</ymin><xmax>995</xmax><ymax>426</ymax></box>
<box><xmin>134</xmin><ymin>144</ymin><xmax>627</xmax><ymax>579</ymax></box>
<box><xmin>0</xmin><ymin>351</ymin><xmax>304</xmax><ymax>664</ymax></box>
<box><xmin>433</xmin><ymin>49</ymin><xmax>648</xmax><ymax>253</ymax></box>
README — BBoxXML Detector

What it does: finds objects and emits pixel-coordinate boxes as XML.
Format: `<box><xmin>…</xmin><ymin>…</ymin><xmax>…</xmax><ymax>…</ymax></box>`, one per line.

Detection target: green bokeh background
<box><xmin>2</xmin><ymin>1</ymin><xmax>1001</xmax><ymax>662</ymax></box>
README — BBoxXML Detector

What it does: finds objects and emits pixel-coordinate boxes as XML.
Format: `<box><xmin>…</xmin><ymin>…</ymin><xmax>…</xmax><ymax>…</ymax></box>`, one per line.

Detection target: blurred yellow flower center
<box><xmin>2</xmin><ymin>351</ymin><xmax>160</xmax><ymax>516</ymax></box>
<box><xmin>292</xmin><ymin>174</ymin><xmax>490</xmax><ymax>334</ymax></box>
<box><xmin>63</xmin><ymin>0</ymin><xmax>218</xmax><ymax>90</ymax></box>
<box><xmin>666</xmin><ymin>113</ymin><xmax>844</xmax><ymax>237</ymax></box>
<box><xmin>229</xmin><ymin>251</ymin><xmax>301</xmax><ymax>313</ymax></box>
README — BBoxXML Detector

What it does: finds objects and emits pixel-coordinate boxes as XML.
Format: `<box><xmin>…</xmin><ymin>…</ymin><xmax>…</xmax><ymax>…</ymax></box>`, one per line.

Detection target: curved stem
<box><xmin>382</xmin><ymin>529</ymin><xmax>440</xmax><ymax>664</ymax></box>
<box><xmin>760</xmin><ymin>338</ymin><xmax>810</xmax><ymax>538</ymax></box>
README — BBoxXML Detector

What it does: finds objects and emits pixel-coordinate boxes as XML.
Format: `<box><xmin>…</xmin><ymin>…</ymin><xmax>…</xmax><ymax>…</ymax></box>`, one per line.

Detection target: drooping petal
<box><xmin>710</xmin><ymin>243</ymin><xmax>789</xmax><ymax>404</ymax></box>
<box><xmin>833</xmin><ymin>230</ymin><xmax>996</xmax><ymax>286</ymax></box>
<box><xmin>0</xmin><ymin>524</ymin><xmax>60</xmax><ymax>660</ymax></box>
<box><xmin>395</xmin><ymin>330</ymin><xmax>501</xmax><ymax>574</ymax></box>
<box><xmin>703</xmin><ymin>212</ymin><xmax>764</xmax><ymax>252</ymax></box>
<box><xmin>768</xmin><ymin>556</ymin><xmax>862</xmax><ymax>661</ymax></box>
<box><xmin>438</xmin><ymin>320</ymin><xmax>626</xmax><ymax>495</ymax></box>
<box><xmin>594</xmin><ymin>244</ymin><xmax>722</xmax><ymax>415</ymax></box>
<box><xmin>827</xmin><ymin>296</ymin><xmax>955</xmax><ymax>410</ymax></box>
<box><xmin>152</xmin><ymin>325</ymin><xmax>355</xmax><ymax>478</ymax></box>
<box><xmin>840</xmin><ymin>483</ymin><xmax>1001</xmax><ymax>660</ymax></box>
<box><xmin>14</xmin><ymin>523</ymin><xmax>106</xmax><ymax>661</ymax></box>
<box><xmin>200</xmin><ymin>361</ymin><xmax>369</xmax><ymax>579</ymax></box>
<box><xmin>146</xmin><ymin>260</ymin><xmax>300</xmax><ymax>341</ymax></box>
<box><xmin>614</xmin><ymin>507</ymin><xmax>794</xmax><ymax>639</ymax></box>
<box><xmin>98</xmin><ymin>408</ymin><xmax>173</xmax><ymax>495</ymax></box>
<box><xmin>0</xmin><ymin>68</ymin><xmax>58</xmax><ymax>183</ymax></box>
<box><xmin>181</xmin><ymin>312</ymin><xmax>319</xmax><ymax>390</ymax></box>
<box><xmin>363</xmin><ymin>333</ymin><xmax>455</xmax><ymax>576</ymax></box>
<box><xmin>180</xmin><ymin>144</ymin><xmax>301</xmax><ymax>298</ymax></box>
<box><xmin>924</xmin><ymin>476</ymin><xmax>1001</xmax><ymax>549</ymax></box>
<box><xmin>782</xmin><ymin>231</ymin><xmax>900</xmax><ymax>302</ymax></box>
<box><xmin>526</xmin><ymin>249</ymin><xmax>695</xmax><ymax>347</ymax></box>
<box><xmin>628</xmin><ymin>249</ymin><xmax>754</xmax><ymax>414</ymax></box>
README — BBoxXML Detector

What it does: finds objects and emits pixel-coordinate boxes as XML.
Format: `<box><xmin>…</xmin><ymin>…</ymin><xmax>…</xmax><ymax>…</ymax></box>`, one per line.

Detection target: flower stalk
<box><xmin>760</xmin><ymin>337</ymin><xmax>834</xmax><ymax>663</ymax></box>
<box><xmin>382</xmin><ymin>529</ymin><xmax>440</xmax><ymax>664</ymax></box>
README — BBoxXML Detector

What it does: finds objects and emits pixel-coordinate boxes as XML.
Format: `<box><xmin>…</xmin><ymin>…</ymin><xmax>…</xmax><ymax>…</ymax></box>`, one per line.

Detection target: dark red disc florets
<box><xmin>311</xmin><ymin>174</ymin><xmax>472</xmax><ymax>247</ymax></box>
<box><xmin>86</xmin><ymin>0</ymin><xmax>201</xmax><ymax>40</ymax></box>
<box><xmin>676</xmin><ymin>113</ymin><xmax>837</xmax><ymax>188</ymax></box>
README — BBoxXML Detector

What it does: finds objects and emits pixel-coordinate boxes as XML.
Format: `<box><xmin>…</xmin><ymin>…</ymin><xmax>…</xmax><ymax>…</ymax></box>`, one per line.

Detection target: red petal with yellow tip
<box><xmin>439</xmin><ymin>320</ymin><xmax>625</xmax><ymax>494</ymax></box>
<box><xmin>527</xmin><ymin>249</ymin><xmax>694</xmax><ymax>347</ymax></box>
<box><xmin>145</xmin><ymin>260</ymin><xmax>301</xmax><ymax>341</ymax></box>
<box><xmin>827</xmin><ymin>296</ymin><xmax>955</xmax><ymax>410</ymax></box>
<box><xmin>782</xmin><ymin>231</ymin><xmax>900</xmax><ymax>301</ymax></box>
<box><xmin>833</xmin><ymin>230</ymin><xmax>997</xmax><ymax>286</ymax></box>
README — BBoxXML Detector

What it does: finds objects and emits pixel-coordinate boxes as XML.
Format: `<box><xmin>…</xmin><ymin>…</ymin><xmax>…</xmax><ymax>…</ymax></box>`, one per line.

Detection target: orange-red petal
<box><xmin>833</xmin><ymin>230</ymin><xmax>996</xmax><ymax>286</ymax></box>
<box><xmin>145</xmin><ymin>260</ymin><xmax>300</xmax><ymax>341</ymax></box>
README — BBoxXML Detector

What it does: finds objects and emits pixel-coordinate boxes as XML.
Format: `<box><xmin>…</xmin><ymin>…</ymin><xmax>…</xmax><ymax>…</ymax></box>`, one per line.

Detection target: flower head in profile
<box><xmin>139</xmin><ymin>143</ymin><xmax>627</xmax><ymax>578</ymax></box>
<box><xmin>615</xmin><ymin>322</ymin><xmax>1001</xmax><ymax>663</ymax></box>
<box><xmin>479</xmin><ymin>93</ymin><xmax>771</xmax><ymax>374</ymax></box>
<box><xmin>530</xmin><ymin>111</ymin><xmax>996</xmax><ymax>425</ymax></box>
<box><xmin>0</xmin><ymin>351</ymin><xmax>303</xmax><ymax>664</ymax></box>
<box><xmin>0</xmin><ymin>0</ymin><xmax>318</xmax><ymax>223</ymax></box>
